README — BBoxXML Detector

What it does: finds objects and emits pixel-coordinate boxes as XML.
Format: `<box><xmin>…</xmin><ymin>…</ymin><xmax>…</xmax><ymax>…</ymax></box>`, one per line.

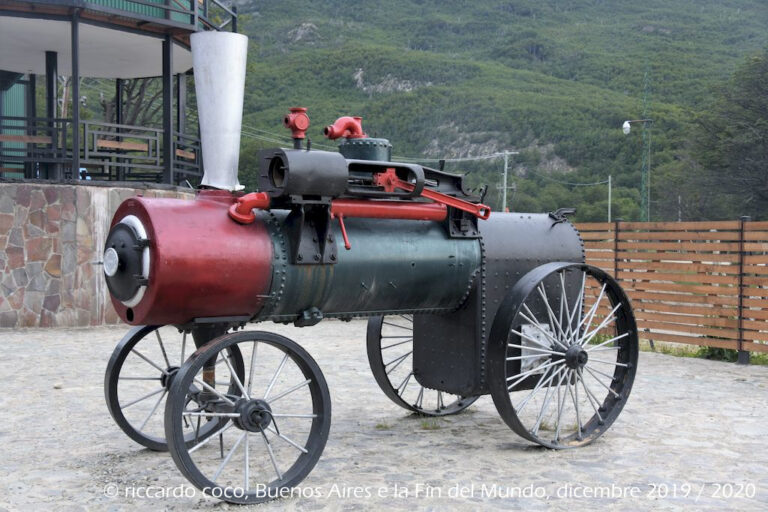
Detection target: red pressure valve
<box><xmin>284</xmin><ymin>107</ymin><xmax>310</xmax><ymax>139</ymax></box>
<box><xmin>323</xmin><ymin>116</ymin><xmax>367</xmax><ymax>139</ymax></box>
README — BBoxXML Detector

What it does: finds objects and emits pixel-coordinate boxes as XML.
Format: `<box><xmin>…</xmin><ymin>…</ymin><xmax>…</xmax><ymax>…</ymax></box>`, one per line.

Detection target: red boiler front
<box><xmin>104</xmin><ymin>190</ymin><xmax>272</xmax><ymax>325</ymax></box>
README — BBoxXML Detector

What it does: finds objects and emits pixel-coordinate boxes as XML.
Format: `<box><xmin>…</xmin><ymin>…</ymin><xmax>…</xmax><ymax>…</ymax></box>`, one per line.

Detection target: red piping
<box><xmin>323</xmin><ymin>116</ymin><xmax>367</xmax><ymax>140</ymax></box>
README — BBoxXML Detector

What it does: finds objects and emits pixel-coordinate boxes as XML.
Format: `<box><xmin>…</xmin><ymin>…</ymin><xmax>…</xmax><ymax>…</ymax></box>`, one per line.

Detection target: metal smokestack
<box><xmin>191</xmin><ymin>31</ymin><xmax>248</xmax><ymax>191</ymax></box>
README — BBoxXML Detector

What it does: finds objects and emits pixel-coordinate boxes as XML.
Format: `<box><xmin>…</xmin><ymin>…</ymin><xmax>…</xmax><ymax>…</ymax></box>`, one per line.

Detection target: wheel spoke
<box><xmin>399</xmin><ymin>315</ymin><xmax>413</xmax><ymax>323</ymax></box>
<box><xmin>586</xmin><ymin>332</ymin><xmax>629</xmax><ymax>351</ymax></box>
<box><xmin>415</xmin><ymin>387</ymin><xmax>424</xmax><ymax>409</ymax></box>
<box><xmin>223</xmin><ymin>355</ymin><xmax>249</xmax><ymax>400</ymax></box>
<box><xmin>507</xmin><ymin>341</ymin><xmax>564</xmax><ymax>356</ymax></box>
<box><xmin>266</xmin><ymin>426</ymin><xmax>308</xmax><ymax>454</ymax></box>
<box><xmin>515</xmin><ymin>365</ymin><xmax>561</xmax><ymax>413</ymax></box>
<box><xmin>263</xmin><ymin>353</ymin><xmax>289</xmax><ymax>400</ymax></box>
<box><xmin>272</xmin><ymin>413</ymin><xmax>318</xmax><ymax>418</ymax></box>
<box><xmin>156</xmin><ymin>330</ymin><xmax>170</xmax><ymax>368</ymax></box>
<box><xmin>382</xmin><ymin>339</ymin><xmax>412</xmax><ymax>350</ymax></box>
<box><xmin>396</xmin><ymin>371</ymin><xmax>413</xmax><ymax>396</ymax></box>
<box><xmin>521</xmin><ymin>306</ymin><xmax>568</xmax><ymax>351</ymax></box>
<box><xmin>139</xmin><ymin>389</ymin><xmax>167</xmax><ymax>430</ymax></box>
<box><xmin>587</xmin><ymin>364</ymin><xmax>618</xmax><ymax>382</ymax></box>
<box><xmin>244</xmin><ymin>432</ymin><xmax>249</xmax><ymax>492</ymax></box>
<box><xmin>579</xmin><ymin>302</ymin><xmax>621</xmax><ymax>345</ymax></box>
<box><xmin>267</xmin><ymin>379</ymin><xmax>311</xmax><ymax>404</ymax></box>
<box><xmin>193</xmin><ymin>377</ymin><xmax>236</xmax><ymax>405</ymax></box>
<box><xmin>537</xmin><ymin>284</ymin><xmax>568</xmax><ymax>343</ymax></box>
<box><xmin>180</xmin><ymin>331</ymin><xmax>187</xmax><ymax>365</ymax></box>
<box><xmin>188</xmin><ymin>423</ymin><xmax>234</xmax><ymax>454</ymax></box>
<box><xmin>578</xmin><ymin>283</ymin><xmax>606</xmax><ymax>335</ymax></box>
<box><xmin>532</xmin><ymin>370</ymin><xmax>565</xmax><ymax>435</ymax></box>
<box><xmin>584</xmin><ymin>366</ymin><xmax>620</xmax><ymax>398</ymax></box>
<box><xmin>183</xmin><ymin>411</ymin><xmax>241</xmax><ymax>418</ymax></box>
<box><xmin>506</xmin><ymin>359</ymin><xmax>563</xmax><ymax>391</ymax></box>
<box><xmin>131</xmin><ymin>349</ymin><xmax>168</xmax><ymax>375</ymax></box>
<box><xmin>568</xmin><ymin>370</ymin><xmax>583</xmax><ymax>438</ymax></box>
<box><xmin>589</xmin><ymin>358</ymin><xmax>629</xmax><ymax>368</ymax></box>
<box><xmin>121</xmin><ymin>387</ymin><xmax>164</xmax><ymax>409</ymax></box>
<box><xmin>506</xmin><ymin>353</ymin><xmax>553</xmax><ymax>361</ymax></box>
<box><xmin>119</xmin><ymin>376</ymin><xmax>160</xmax><ymax>381</ymax></box>
<box><xmin>260</xmin><ymin>429</ymin><xmax>283</xmax><ymax>481</ymax></box>
<box><xmin>385</xmin><ymin>351</ymin><xmax>412</xmax><ymax>375</ymax></box>
<box><xmin>247</xmin><ymin>341</ymin><xmax>259</xmax><ymax>396</ymax></box>
<box><xmin>554</xmin><ymin>370</ymin><xmax>571</xmax><ymax>441</ymax></box>
<box><xmin>382</xmin><ymin>321</ymin><xmax>412</xmax><ymax>331</ymax></box>
<box><xmin>212</xmin><ymin>431</ymin><xmax>246</xmax><ymax>482</ymax></box>
<box><xmin>577</xmin><ymin>368</ymin><xmax>604</xmax><ymax>422</ymax></box>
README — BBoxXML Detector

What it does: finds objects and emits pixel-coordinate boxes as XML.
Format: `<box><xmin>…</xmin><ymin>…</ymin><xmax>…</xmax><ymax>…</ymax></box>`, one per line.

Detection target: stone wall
<box><xmin>0</xmin><ymin>181</ymin><xmax>194</xmax><ymax>328</ymax></box>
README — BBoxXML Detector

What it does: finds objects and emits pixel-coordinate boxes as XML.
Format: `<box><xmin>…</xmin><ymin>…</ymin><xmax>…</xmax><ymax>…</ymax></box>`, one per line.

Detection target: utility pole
<box><xmin>608</xmin><ymin>174</ymin><xmax>612</xmax><ymax>223</ymax></box>
<box><xmin>640</xmin><ymin>70</ymin><xmax>651</xmax><ymax>222</ymax></box>
<box><xmin>502</xmin><ymin>151</ymin><xmax>509</xmax><ymax>212</ymax></box>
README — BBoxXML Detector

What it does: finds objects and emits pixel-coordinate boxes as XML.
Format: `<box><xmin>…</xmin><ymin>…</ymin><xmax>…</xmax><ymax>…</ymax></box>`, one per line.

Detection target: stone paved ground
<box><xmin>0</xmin><ymin>320</ymin><xmax>766</xmax><ymax>511</ymax></box>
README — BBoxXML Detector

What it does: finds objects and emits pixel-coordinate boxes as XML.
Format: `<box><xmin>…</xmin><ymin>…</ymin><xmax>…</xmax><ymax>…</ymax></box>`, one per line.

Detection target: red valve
<box><xmin>373</xmin><ymin>168</ymin><xmax>491</xmax><ymax>220</ymax></box>
<box><xmin>284</xmin><ymin>107</ymin><xmax>310</xmax><ymax>139</ymax></box>
<box><xmin>228</xmin><ymin>192</ymin><xmax>271</xmax><ymax>224</ymax></box>
<box><xmin>323</xmin><ymin>116</ymin><xmax>367</xmax><ymax>140</ymax></box>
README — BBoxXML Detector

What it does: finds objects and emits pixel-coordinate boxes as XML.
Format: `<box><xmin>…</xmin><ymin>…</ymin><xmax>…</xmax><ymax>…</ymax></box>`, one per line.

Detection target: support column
<box><xmin>71</xmin><ymin>10</ymin><xmax>81</xmax><ymax>180</ymax></box>
<box><xmin>45</xmin><ymin>51</ymin><xmax>57</xmax><ymax>180</ymax></box>
<box><xmin>116</xmin><ymin>78</ymin><xmax>124</xmax><ymax>181</ymax></box>
<box><xmin>162</xmin><ymin>35</ymin><xmax>173</xmax><ymax>184</ymax></box>
<box><xmin>25</xmin><ymin>74</ymin><xmax>37</xmax><ymax>178</ymax></box>
<box><xmin>176</xmin><ymin>73</ymin><xmax>185</xmax><ymax>135</ymax></box>
<box><xmin>737</xmin><ymin>216</ymin><xmax>751</xmax><ymax>365</ymax></box>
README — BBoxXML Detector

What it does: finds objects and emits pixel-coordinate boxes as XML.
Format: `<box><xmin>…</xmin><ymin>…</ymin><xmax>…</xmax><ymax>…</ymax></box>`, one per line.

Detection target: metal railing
<box><xmin>0</xmin><ymin>116</ymin><xmax>203</xmax><ymax>183</ymax></box>
<box><xmin>16</xmin><ymin>0</ymin><xmax>237</xmax><ymax>32</ymax></box>
<box><xmin>0</xmin><ymin>116</ymin><xmax>72</xmax><ymax>178</ymax></box>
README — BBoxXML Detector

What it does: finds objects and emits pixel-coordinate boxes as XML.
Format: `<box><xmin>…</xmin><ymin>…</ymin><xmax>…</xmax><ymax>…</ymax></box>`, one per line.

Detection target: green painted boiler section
<box><xmin>257</xmin><ymin>212</ymin><xmax>481</xmax><ymax>322</ymax></box>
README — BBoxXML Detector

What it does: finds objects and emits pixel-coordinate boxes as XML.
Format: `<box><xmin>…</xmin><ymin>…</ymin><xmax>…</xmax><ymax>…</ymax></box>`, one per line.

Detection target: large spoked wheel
<box><xmin>488</xmin><ymin>262</ymin><xmax>638</xmax><ymax>449</ymax></box>
<box><xmin>105</xmin><ymin>325</ymin><xmax>244</xmax><ymax>451</ymax></box>
<box><xmin>367</xmin><ymin>315</ymin><xmax>479</xmax><ymax>416</ymax></box>
<box><xmin>165</xmin><ymin>331</ymin><xmax>331</xmax><ymax>505</ymax></box>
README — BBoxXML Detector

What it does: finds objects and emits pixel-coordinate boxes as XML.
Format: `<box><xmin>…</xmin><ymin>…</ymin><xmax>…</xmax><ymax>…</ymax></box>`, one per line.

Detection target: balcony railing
<box><xmin>16</xmin><ymin>0</ymin><xmax>237</xmax><ymax>32</ymax></box>
<box><xmin>0</xmin><ymin>116</ymin><xmax>202</xmax><ymax>184</ymax></box>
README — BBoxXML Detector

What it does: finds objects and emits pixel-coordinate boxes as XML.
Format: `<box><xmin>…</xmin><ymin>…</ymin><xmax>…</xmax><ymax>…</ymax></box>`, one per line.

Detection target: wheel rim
<box><xmin>105</xmin><ymin>325</ymin><xmax>243</xmax><ymax>451</ymax></box>
<box><xmin>489</xmin><ymin>263</ymin><xmax>638</xmax><ymax>448</ymax></box>
<box><xmin>367</xmin><ymin>314</ymin><xmax>479</xmax><ymax>416</ymax></box>
<box><xmin>165</xmin><ymin>331</ymin><xmax>331</xmax><ymax>505</ymax></box>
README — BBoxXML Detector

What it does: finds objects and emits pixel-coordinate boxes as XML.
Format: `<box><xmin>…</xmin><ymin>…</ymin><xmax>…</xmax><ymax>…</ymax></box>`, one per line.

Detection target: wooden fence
<box><xmin>575</xmin><ymin>220</ymin><xmax>768</xmax><ymax>356</ymax></box>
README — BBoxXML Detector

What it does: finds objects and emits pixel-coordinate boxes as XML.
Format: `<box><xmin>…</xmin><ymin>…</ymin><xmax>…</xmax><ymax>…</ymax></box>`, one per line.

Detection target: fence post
<box><xmin>613</xmin><ymin>218</ymin><xmax>621</xmax><ymax>279</ymax></box>
<box><xmin>737</xmin><ymin>216</ymin><xmax>751</xmax><ymax>365</ymax></box>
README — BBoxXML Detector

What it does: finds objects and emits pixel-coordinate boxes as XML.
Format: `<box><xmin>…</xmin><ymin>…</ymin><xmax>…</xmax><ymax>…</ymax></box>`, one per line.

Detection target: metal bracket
<box><xmin>294</xmin><ymin>307</ymin><xmax>323</xmax><ymax>327</ymax></box>
<box><xmin>286</xmin><ymin>204</ymin><xmax>338</xmax><ymax>265</ymax></box>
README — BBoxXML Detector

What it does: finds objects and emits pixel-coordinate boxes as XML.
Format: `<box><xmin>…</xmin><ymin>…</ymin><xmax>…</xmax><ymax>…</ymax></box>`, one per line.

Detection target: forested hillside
<box><xmin>233</xmin><ymin>0</ymin><xmax>768</xmax><ymax>221</ymax></box>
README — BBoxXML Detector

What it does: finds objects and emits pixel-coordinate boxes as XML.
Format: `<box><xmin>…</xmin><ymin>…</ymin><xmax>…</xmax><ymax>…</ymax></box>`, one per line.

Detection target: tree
<box><xmin>691</xmin><ymin>49</ymin><xmax>768</xmax><ymax>219</ymax></box>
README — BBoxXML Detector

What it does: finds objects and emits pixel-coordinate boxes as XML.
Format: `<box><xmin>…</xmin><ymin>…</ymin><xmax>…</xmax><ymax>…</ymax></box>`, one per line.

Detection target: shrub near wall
<box><xmin>0</xmin><ymin>182</ymin><xmax>193</xmax><ymax>328</ymax></box>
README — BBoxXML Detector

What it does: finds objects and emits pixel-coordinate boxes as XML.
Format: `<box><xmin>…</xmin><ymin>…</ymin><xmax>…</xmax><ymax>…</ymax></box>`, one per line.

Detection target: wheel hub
<box><xmin>234</xmin><ymin>398</ymin><xmax>273</xmax><ymax>432</ymax></box>
<box><xmin>161</xmin><ymin>366</ymin><xmax>180</xmax><ymax>389</ymax></box>
<box><xmin>564</xmin><ymin>344</ymin><xmax>588</xmax><ymax>369</ymax></box>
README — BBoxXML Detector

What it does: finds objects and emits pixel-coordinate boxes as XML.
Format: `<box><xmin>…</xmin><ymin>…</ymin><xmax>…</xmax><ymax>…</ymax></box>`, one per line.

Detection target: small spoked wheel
<box><xmin>105</xmin><ymin>325</ymin><xmax>243</xmax><ymax>451</ymax></box>
<box><xmin>488</xmin><ymin>262</ymin><xmax>638</xmax><ymax>449</ymax></box>
<box><xmin>367</xmin><ymin>315</ymin><xmax>479</xmax><ymax>416</ymax></box>
<box><xmin>165</xmin><ymin>331</ymin><xmax>331</xmax><ymax>505</ymax></box>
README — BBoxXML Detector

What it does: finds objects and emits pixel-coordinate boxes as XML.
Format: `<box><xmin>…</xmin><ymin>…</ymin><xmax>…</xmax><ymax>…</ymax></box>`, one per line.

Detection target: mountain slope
<box><xmin>233</xmin><ymin>0</ymin><xmax>768</xmax><ymax>220</ymax></box>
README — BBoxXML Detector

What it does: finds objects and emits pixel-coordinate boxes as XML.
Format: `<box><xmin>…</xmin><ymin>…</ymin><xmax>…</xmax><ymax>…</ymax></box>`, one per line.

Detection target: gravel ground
<box><xmin>0</xmin><ymin>320</ymin><xmax>766</xmax><ymax>511</ymax></box>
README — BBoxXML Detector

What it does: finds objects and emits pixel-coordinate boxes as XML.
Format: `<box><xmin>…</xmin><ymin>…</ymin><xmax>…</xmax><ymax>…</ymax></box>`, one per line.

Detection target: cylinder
<box><xmin>105</xmin><ymin>192</ymin><xmax>272</xmax><ymax>325</ymax></box>
<box><xmin>257</xmin><ymin>212</ymin><xmax>481</xmax><ymax>322</ymax></box>
<box><xmin>104</xmin><ymin>193</ymin><xmax>481</xmax><ymax>325</ymax></box>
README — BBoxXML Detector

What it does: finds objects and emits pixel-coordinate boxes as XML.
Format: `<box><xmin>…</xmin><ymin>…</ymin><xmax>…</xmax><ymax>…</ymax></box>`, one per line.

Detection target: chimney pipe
<box><xmin>191</xmin><ymin>31</ymin><xmax>248</xmax><ymax>191</ymax></box>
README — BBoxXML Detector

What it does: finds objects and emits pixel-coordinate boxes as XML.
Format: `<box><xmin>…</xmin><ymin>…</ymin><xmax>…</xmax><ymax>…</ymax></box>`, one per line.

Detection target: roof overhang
<box><xmin>0</xmin><ymin>15</ymin><xmax>193</xmax><ymax>78</ymax></box>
